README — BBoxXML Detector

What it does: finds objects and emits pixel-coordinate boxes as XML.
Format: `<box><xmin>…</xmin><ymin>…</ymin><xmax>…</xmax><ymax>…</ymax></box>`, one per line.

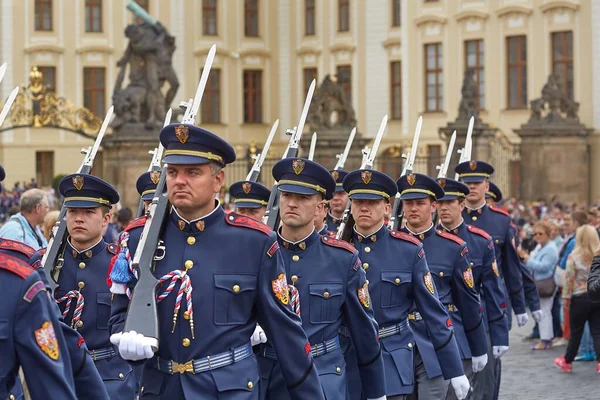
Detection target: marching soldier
<box><xmin>485</xmin><ymin>182</ymin><xmax>502</xmax><ymax>205</ymax></box>
<box><xmin>108</xmin><ymin>124</ymin><xmax>325</xmax><ymax>399</ymax></box>
<box><xmin>397</xmin><ymin>173</ymin><xmax>478</xmax><ymax>399</ymax></box>
<box><xmin>341</xmin><ymin>169</ymin><xmax>469</xmax><ymax>400</ymax></box>
<box><xmin>45</xmin><ymin>174</ymin><xmax>137</xmax><ymax>400</ymax></box>
<box><xmin>229</xmin><ymin>180</ymin><xmax>271</xmax><ymax>221</ymax></box>
<box><xmin>455</xmin><ymin>161</ymin><xmax>528</xmax><ymax>400</ymax></box>
<box><xmin>325</xmin><ymin>169</ymin><xmax>349</xmax><ymax>233</ymax></box>
<box><xmin>0</xmin><ymin>165</ymin><xmax>78</xmax><ymax>400</ymax></box>
<box><xmin>257</xmin><ymin>159</ymin><xmax>386</xmax><ymax>400</ymax></box>
<box><xmin>435</xmin><ymin>178</ymin><xmax>510</xmax><ymax>399</ymax></box>
<box><xmin>136</xmin><ymin>170</ymin><xmax>161</xmax><ymax>214</ymax></box>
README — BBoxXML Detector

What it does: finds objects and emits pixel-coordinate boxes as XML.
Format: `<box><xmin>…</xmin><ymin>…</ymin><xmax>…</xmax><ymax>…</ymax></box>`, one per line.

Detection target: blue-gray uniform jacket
<box><xmin>52</xmin><ymin>238</ymin><xmax>137</xmax><ymax>400</ymax></box>
<box><xmin>257</xmin><ymin>230</ymin><xmax>385</xmax><ymax>400</ymax></box>
<box><xmin>109</xmin><ymin>207</ymin><xmax>325</xmax><ymax>400</ymax></box>
<box><xmin>28</xmin><ymin>246</ymin><xmax>109</xmax><ymax>400</ymax></box>
<box><xmin>0</xmin><ymin>241</ymin><xmax>77</xmax><ymax>400</ymax></box>
<box><xmin>326</xmin><ymin>213</ymin><xmax>342</xmax><ymax>234</ymax></box>
<box><xmin>403</xmin><ymin>225</ymin><xmax>486</xmax><ymax>375</ymax></box>
<box><xmin>463</xmin><ymin>205</ymin><xmax>526</xmax><ymax>316</ymax></box>
<box><xmin>441</xmin><ymin>223</ymin><xmax>509</xmax><ymax>347</ymax></box>
<box><xmin>348</xmin><ymin>225</ymin><xmax>463</xmax><ymax>396</ymax></box>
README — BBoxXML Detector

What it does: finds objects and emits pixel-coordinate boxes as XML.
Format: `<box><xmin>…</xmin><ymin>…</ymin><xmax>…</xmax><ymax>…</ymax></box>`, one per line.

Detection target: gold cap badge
<box><xmin>150</xmin><ymin>171</ymin><xmax>161</xmax><ymax>185</ymax></box>
<box><xmin>331</xmin><ymin>171</ymin><xmax>339</xmax><ymax>180</ymax></box>
<box><xmin>407</xmin><ymin>173</ymin><xmax>416</xmax><ymax>186</ymax></box>
<box><xmin>72</xmin><ymin>175</ymin><xmax>84</xmax><ymax>191</ymax></box>
<box><xmin>242</xmin><ymin>182</ymin><xmax>252</xmax><ymax>194</ymax></box>
<box><xmin>437</xmin><ymin>178</ymin><xmax>446</xmax><ymax>189</ymax></box>
<box><xmin>361</xmin><ymin>170</ymin><xmax>372</xmax><ymax>185</ymax></box>
<box><xmin>469</xmin><ymin>160</ymin><xmax>477</xmax><ymax>171</ymax></box>
<box><xmin>175</xmin><ymin>125</ymin><xmax>189</xmax><ymax>144</ymax></box>
<box><xmin>292</xmin><ymin>159</ymin><xmax>305</xmax><ymax>175</ymax></box>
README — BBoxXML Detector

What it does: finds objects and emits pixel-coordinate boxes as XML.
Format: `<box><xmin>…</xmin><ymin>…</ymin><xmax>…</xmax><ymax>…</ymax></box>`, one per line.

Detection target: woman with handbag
<box><xmin>554</xmin><ymin>225</ymin><xmax>600</xmax><ymax>373</ymax></box>
<box><xmin>523</xmin><ymin>221</ymin><xmax>559</xmax><ymax>350</ymax></box>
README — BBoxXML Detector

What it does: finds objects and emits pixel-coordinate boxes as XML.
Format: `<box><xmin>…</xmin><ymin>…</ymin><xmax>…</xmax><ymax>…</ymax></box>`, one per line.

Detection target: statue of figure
<box><xmin>112</xmin><ymin>17</ymin><xmax>178</xmax><ymax>131</ymax></box>
<box><xmin>458</xmin><ymin>68</ymin><xmax>478</xmax><ymax>120</ymax></box>
<box><xmin>28</xmin><ymin>66</ymin><xmax>47</xmax><ymax>128</ymax></box>
<box><xmin>307</xmin><ymin>75</ymin><xmax>356</xmax><ymax>130</ymax></box>
<box><xmin>526</xmin><ymin>72</ymin><xmax>580</xmax><ymax>125</ymax></box>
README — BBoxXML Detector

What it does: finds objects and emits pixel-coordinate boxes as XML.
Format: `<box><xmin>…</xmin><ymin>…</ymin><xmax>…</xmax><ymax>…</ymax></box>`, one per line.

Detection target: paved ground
<box><xmin>498</xmin><ymin>318</ymin><xmax>597</xmax><ymax>399</ymax></box>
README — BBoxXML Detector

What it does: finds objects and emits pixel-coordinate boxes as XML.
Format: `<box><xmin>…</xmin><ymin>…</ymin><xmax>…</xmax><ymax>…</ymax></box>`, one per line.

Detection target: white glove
<box><xmin>516</xmin><ymin>313</ymin><xmax>529</xmax><ymax>327</ymax></box>
<box><xmin>492</xmin><ymin>345</ymin><xmax>509</xmax><ymax>359</ymax></box>
<box><xmin>110</xmin><ymin>331</ymin><xmax>156</xmax><ymax>361</ymax></box>
<box><xmin>250</xmin><ymin>325</ymin><xmax>267</xmax><ymax>346</ymax></box>
<box><xmin>471</xmin><ymin>353</ymin><xmax>488</xmax><ymax>373</ymax></box>
<box><xmin>532</xmin><ymin>309</ymin><xmax>543</xmax><ymax>323</ymax></box>
<box><xmin>450</xmin><ymin>375</ymin><xmax>470</xmax><ymax>400</ymax></box>
<box><xmin>367</xmin><ymin>397</ymin><xmax>387</xmax><ymax>400</ymax></box>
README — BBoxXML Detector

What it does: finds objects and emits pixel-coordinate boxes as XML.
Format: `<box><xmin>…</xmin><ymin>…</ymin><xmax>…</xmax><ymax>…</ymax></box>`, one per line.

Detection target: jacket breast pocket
<box><xmin>380</xmin><ymin>272</ymin><xmax>412</xmax><ymax>308</ymax></box>
<box><xmin>214</xmin><ymin>274</ymin><xmax>257</xmax><ymax>326</ymax></box>
<box><xmin>431</xmin><ymin>270</ymin><xmax>452</xmax><ymax>301</ymax></box>
<box><xmin>309</xmin><ymin>283</ymin><xmax>344</xmax><ymax>324</ymax></box>
<box><xmin>96</xmin><ymin>292</ymin><xmax>112</xmax><ymax>330</ymax></box>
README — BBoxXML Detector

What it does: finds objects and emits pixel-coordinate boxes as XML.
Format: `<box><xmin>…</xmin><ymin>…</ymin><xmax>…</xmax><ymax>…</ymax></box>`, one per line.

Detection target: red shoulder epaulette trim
<box><xmin>107</xmin><ymin>243</ymin><xmax>118</xmax><ymax>255</ymax></box>
<box><xmin>321</xmin><ymin>236</ymin><xmax>356</xmax><ymax>253</ymax></box>
<box><xmin>489</xmin><ymin>205</ymin><xmax>510</xmax><ymax>217</ymax></box>
<box><xmin>389</xmin><ymin>230</ymin><xmax>421</xmax><ymax>245</ymax></box>
<box><xmin>467</xmin><ymin>224</ymin><xmax>491</xmax><ymax>240</ymax></box>
<box><xmin>436</xmin><ymin>229</ymin><xmax>465</xmax><ymax>246</ymax></box>
<box><xmin>225</xmin><ymin>212</ymin><xmax>271</xmax><ymax>236</ymax></box>
<box><xmin>124</xmin><ymin>216</ymin><xmax>147</xmax><ymax>232</ymax></box>
<box><xmin>0</xmin><ymin>253</ymin><xmax>34</xmax><ymax>279</ymax></box>
<box><xmin>0</xmin><ymin>238</ymin><xmax>36</xmax><ymax>259</ymax></box>
<box><xmin>38</xmin><ymin>248</ymin><xmax>47</xmax><ymax>256</ymax></box>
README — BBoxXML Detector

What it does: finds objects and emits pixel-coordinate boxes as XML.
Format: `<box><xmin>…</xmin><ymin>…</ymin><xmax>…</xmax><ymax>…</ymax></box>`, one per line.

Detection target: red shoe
<box><xmin>596</xmin><ymin>363</ymin><xmax>600</xmax><ymax>374</ymax></box>
<box><xmin>554</xmin><ymin>356</ymin><xmax>573</xmax><ymax>373</ymax></box>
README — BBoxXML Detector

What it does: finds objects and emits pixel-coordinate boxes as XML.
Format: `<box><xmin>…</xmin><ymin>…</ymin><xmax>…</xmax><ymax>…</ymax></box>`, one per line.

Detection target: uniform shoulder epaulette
<box><xmin>124</xmin><ymin>216</ymin><xmax>147</xmax><ymax>232</ymax></box>
<box><xmin>389</xmin><ymin>230</ymin><xmax>421</xmax><ymax>246</ymax></box>
<box><xmin>107</xmin><ymin>243</ymin><xmax>118</xmax><ymax>255</ymax></box>
<box><xmin>489</xmin><ymin>205</ymin><xmax>510</xmax><ymax>217</ymax></box>
<box><xmin>0</xmin><ymin>238</ymin><xmax>36</xmax><ymax>259</ymax></box>
<box><xmin>225</xmin><ymin>212</ymin><xmax>271</xmax><ymax>236</ymax></box>
<box><xmin>436</xmin><ymin>229</ymin><xmax>465</xmax><ymax>246</ymax></box>
<box><xmin>0</xmin><ymin>253</ymin><xmax>34</xmax><ymax>279</ymax></box>
<box><xmin>321</xmin><ymin>236</ymin><xmax>356</xmax><ymax>253</ymax></box>
<box><xmin>467</xmin><ymin>224</ymin><xmax>491</xmax><ymax>240</ymax></box>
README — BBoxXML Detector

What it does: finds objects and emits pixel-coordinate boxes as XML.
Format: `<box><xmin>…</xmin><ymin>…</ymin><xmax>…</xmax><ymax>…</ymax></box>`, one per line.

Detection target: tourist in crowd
<box><xmin>554</xmin><ymin>225</ymin><xmax>600</xmax><ymax>372</ymax></box>
<box><xmin>523</xmin><ymin>221</ymin><xmax>559</xmax><ymax>350</ymax></box>
<box><xmin>0</xmin><ymin>188</ymin><xmax>50</xmax><ymax>250</ymax></box>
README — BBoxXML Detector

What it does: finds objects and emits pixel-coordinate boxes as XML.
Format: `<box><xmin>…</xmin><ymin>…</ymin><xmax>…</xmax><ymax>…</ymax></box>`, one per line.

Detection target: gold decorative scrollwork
<box><xmin>0</xmin><ymin>66</ymin><xmax>102</xmax><ymax>137</ymax></box>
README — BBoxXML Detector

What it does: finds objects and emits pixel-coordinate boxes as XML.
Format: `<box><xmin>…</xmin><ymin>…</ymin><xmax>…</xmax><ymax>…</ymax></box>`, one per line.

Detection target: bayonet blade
<box><xmin>0</xmin><ymin>63</ymin><xmax>7</xmax><ymax>85</ymax></box>
<box><xmin>404</xmin><ymin>115</ymin><xmax>422</xmax><ymax>174</ymax></box>
<box><xmin>257</xmin><ymin>119</ymin><xmax>278</xmax><ymax>167</ymax></box>
<box><xmin>364</xmin><ymin>115</ymin><xmax>388</xmax><ymax>168</ymax></box>
<box><xmin>337</xmin><ymin>127</ymin><xmax>356</xmax><ymax>170</ymax></box>
<box><xmin>290</xmin><ymin>79</ymin><xmax>316</xmax><ymax>150</ymax></box>
<box><xmin>84</xmin><ymin>105</ymin><xmax>113</xmax><ymax>166</ymax></box>
<box><xmin>0</xmin><ymin>86</ymin><xmax>19</xmax><ymax>128</ymax></box>
<box><xmin>465</xmin><ymin>116</ymin><xmax>474</xmax><ymax>161</ymax></box>
<box><xmin>308</xmin><ymin>132</ymin><xmax>317</xmax><ymax>161</ymax></box>
<box><xmin>437</xmin><ymin>130</ymin><xmax>456</xmax><ymax>179</ymax></box>
<box><xmin>183</xmin><ymin>44</ymin><xmax>216</xmax><ymax>124</ymax></box>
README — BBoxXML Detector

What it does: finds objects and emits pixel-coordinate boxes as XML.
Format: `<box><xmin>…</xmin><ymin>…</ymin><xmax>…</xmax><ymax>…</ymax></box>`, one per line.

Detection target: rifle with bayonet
<box><xmin>246</xmin><ymin>120</ymin><xmax>279</xmax><ymax>182</ymax></box>
<box><xmin>431</xmin><ymin>131</ymin><xmax>456</xmax><ymax>225</ymax></box>
<box><xmin>136</xmin><ymin>109</ymin><xmax>171</xmax><ymax>217</ymax></box>
<box><xmin>308</xmin><ymin>132</ymin><xmax>317</xmax><ymax>161</ymax></box>
<box><xmin>388</xmin><ymin>116</ymin><xmax>423</xmax><ymax>230</ymax></box>
<box><xmin>454</xmin><ymin>116</ymin><xmax>474</xmax><ymax>180</ymax></box>
<box><xmin>337</xmin><ymin>115</ymin><xmax>388</xmax><ymax>242</ymax></box>
<box><xmin>263</xmin><ymin>79</ymin><xmax>316</xmax><ymax>230</ymax></box>
<box><xmin>333</xmin><ymin>127</ymin><xmax>356</xmax><ymax>171</ymax></box>
<box><xmin>42</xmin><ymin>106</ymin><xmax>114</xmax><ymax>292</ymax></box>
<box><xmin>124</xmin><ymin>45</ymin><xmax>216</xmax><ymax>349</ymax></box>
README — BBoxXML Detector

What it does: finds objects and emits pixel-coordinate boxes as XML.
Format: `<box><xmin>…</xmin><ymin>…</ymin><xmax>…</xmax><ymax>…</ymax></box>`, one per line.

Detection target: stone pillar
<box><xmin>102</xmin><ymin>128</ymin><xmax>160</xmax><ymax>211</ymax></box>
<box><xmin>515</xmin><ymin>127</ymin><xmax>591</xmax><ymax>204</ymax></box>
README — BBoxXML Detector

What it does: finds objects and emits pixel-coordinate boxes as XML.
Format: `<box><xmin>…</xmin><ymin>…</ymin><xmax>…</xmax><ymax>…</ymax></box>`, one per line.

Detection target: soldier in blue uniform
<box><xmin>0</xmin><ymin>163</ymin><xmax>77</xmax><ymax>400</ymax></box>
<box><xmin>397</xmin><ymin>173</ymin><xmax>478</xmax><ymax>399</ymax></box>
<box><xmin>435</xmin><ymin>178</ymin><xmax>510</xmax><ymax>399</ymax></box>
<box><xmin>136</xmin><ymin>170</ymin><xmax>161</xmax><ymax>214</ymax></box>
<box><xmin>229</xmin><ymin>180</ymin><xmax>270</xmax><ymax>221</ymax></box>
<box><xmin>325</xmin><ymin>169</ymin><xmax>349</xmax><ymax>234</ymax></box>
<box><xmin>485</xmin><ymin>182</ymin><xmax>502</xmax><ymax>205</ymax></box>
<box><xmin>257</xmin><ymin>159</ymin><xmax>385</xmax><ymax>400</ymax></box>
<box><xmin>108</xmin><ymin>123</ymin><xmax>325</xmax><ymax>399</ymax></box>
<box><xmin>48</xmin><ymin>174</ymin><xmax>137</xmax><ymax>400</ymax></box>
<box><xmin>340</xmin><ymin>169</ymin><xmax>469</xmax><ymax>400</ymax></box>
<box><xmin>455</xmin><ymin>161</ymin><xmax>528</xmax><ymax>400</ymax></box>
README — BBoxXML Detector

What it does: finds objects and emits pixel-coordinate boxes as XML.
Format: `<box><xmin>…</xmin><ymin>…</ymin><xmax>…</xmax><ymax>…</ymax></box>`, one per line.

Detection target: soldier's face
<box><xmin>330</xmin><ymin>191</ymin><xmax>349</xmax><ymax>215</ymax></box>
<box><xmin>66</xmin><ymin>207</ymin><xmax>110</xmax><ymax>247</ymax></box>
<box><xmin>402</xmin><ymin>198</ymin><xmax>436</xmax><ymax>230</ymax></box>
<box><xmin>437</xmin><ymin>199</ymin><xmax>465</xmax><ymax>226</ymax></box>
<box><xmin>236</xmin><ymin>206</ymin><xmax>266</xmax><ymax>222</ymax></box>
<box><xmin>351</xmin><ymin>199</ymin><xmax>389</xmax><ymax>234</ymax></box>
<box><xmin>466</xmin><ymin>180</ymin><xmax>488</xmax><ymax>203</ymax></box>
<box><xmin>279</xmin><ymin>191</ymin><xmax>321</xmax><ymax>228</ymax></box>
<box><xmin>314</xmin><ymin>201</ymin><xmax>328</xmax><ymax>228</ymax></box>
<box><xmin>166</xmin><ymin>164</ymin><xmax>224</xmax><ymax>216</ymax></box>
